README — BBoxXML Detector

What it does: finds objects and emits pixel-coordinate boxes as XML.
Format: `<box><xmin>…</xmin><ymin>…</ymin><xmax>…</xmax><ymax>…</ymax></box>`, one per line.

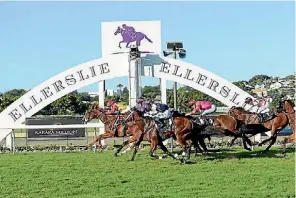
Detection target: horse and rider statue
<box><xmin>114</xmin><ymin>24</ymin><xmax>153</xmax><ymax>49</ymax></box>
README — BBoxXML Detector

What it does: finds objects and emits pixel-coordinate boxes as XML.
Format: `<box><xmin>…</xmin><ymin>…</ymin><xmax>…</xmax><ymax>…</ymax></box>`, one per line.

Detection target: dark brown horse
<box><xmin>84</xmin><ymin>104</ymin><xmax>135</xmax><ymax>151</ymax></box>
<box><xmin>170</xmin><ymin>111</ymin><xmax>220</xmax><ymax>160</ymax></box>
<box><xmin>280</xmin><ymin>100</ymin><xmax>295</xmax><ymax>143</ymax></box>
<box><xmin>213</xmin><ymin>106</ymin><xmax>289</xmax><ymax>152</ymax></box>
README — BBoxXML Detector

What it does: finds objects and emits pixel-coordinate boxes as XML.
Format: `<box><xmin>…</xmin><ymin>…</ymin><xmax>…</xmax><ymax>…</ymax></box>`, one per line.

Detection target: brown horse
<box><xmin>170</xmin><ymin>111</ymin><xmax>220</xmax><ymax>160</ymax></box>
<box><xmin>114</xmin><ymin>111</ymin><xmax>184</xmax><ymax>162</ymax></box>
<box><xmin>84</xmin><ymin>104</ymin><xmax>135</xmax><ymax>151</ymax></box>
<box><xmin>280</xmin><ymin>100</ymin><xmax>295</xmax><ymax>143</ymax></box>
<box><xmin>214</xmin><ymin>106</ymin><xmax>289</xmax><ymax>152</ymax></box>
<box><xmin>85</xmin><ymin>106</ymin><xmax>182</xmax><ymax>162</ymax></box>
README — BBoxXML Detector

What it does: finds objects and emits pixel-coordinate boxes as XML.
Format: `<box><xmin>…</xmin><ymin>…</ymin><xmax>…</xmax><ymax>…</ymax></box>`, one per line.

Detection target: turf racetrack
<box><xmin>0</xmin><ymin>147</ymin><xmax>294</xmax><ymax>198</ymax></box>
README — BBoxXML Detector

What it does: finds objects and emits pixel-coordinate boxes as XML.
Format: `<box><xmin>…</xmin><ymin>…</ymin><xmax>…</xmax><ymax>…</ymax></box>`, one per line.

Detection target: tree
<box><xmin>248</xmin><ymin>75</ymin><xmax>271</xmax><ymax>86</ymax></box>
<box><xmin>142</xmin><ymin>85</ymin><xmax>161</xmax><ymax>100</ymax></box>
<box><xmin>121</xmin><ymin>87</ymin><xmax>129</xmax><ymax>103</ymax></box>
<box><xmin>117</xmin><ymin>84</ymin><xmax>124</xmax><ymax>98</ymax></box>
<box><xmin>36</xmin><ymin>91</ymin><xmax>89</xmax><ymax>115</ymax></box>
<box><xmin>0</xmin><ymin>89</ymin><xmax>27</xmax><ymax>112</ymax></box>
<box><xmin>285</xmin><ymin>75</ymin><xmax>295</xmax><ymax>80</ymax></box>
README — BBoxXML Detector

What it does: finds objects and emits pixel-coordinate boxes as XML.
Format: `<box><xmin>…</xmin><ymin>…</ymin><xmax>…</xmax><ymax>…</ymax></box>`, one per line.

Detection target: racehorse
<box><xmin>84</xmin><ymin>104</ymin><xmax>136</xmax><ymax>151</ymax></box>
<box><xmin>170</xmin><ymin>111</ymin><xmax>221</xmax><ymax>161</ymax></box>
<box><xmin>114</xmin><ymin>110</ymin><xmax>183</xmax><ymax>163</ymax></box>
<box><xmin>213</xmin><ymin>106</ymin><xmax>289</xmax><ymax>152</ymax></box>
<box><xmin>114</xmin><ymin>26</ymin><xmax>153</xmax><ymax>48</ymax></box>
<box><xmin>280</xmin><ymin>100</ymin><xmax>295</xmax><ymax>143</ymax></box>
<box><xmin>84</xmin><ymin>106</ymin><xmax>181</xmax><ymax>162</ymax></box>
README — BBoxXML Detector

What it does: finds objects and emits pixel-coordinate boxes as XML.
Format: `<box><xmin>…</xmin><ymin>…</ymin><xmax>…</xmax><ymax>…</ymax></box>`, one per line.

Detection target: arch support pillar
<box><xmin>98</xmin><ymin>80</ymin><xmax>105</xmax><ymax>146</ymax></box>
<box><xmin>160</xmin><ymin>79</ymin><xmax>167</xmax><ymax>104</ymax></box>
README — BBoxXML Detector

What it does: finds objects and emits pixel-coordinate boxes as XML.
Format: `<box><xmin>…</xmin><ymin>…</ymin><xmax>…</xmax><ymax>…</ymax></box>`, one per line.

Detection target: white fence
<box><xmin>0</xmin><ymin>123</ymin><xmax>106</xmax><ymax>153</ymax></box>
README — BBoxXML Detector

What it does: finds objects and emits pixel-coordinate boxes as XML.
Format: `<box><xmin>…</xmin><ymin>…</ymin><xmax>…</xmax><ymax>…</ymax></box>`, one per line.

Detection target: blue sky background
<box><xmin>0</xmin><ymin>1</ymin><xmax>294</xmax><ymax>93</ymax></box>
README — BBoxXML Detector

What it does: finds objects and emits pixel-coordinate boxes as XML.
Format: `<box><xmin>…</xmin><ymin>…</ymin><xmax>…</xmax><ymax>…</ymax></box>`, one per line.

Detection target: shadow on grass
<box><xmin>200</xmin><ymin>147</ymin><xmax>295</xmax><ymax>161</ymax></box>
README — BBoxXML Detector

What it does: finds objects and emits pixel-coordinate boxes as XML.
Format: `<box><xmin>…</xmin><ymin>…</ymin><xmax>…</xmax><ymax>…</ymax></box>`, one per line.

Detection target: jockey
<box><xmin>148</xmin><ymin>102</ymin><xmax>170</xmax><ymax>120</ymax></box>
<box><xmin>146</xmin><ymin>98</ymin><xmax>171</xmax><ymax>132</ymax></box>
<box><xmin>106</xmin><ymin>100</ymin><xmax>119</xmax><ymax>115</ymax></box>
<box><xmin>136</xmin><ymin>97</ymin><xmax>152</xmax><ymax>114</ymax></box>
<box><xmin>186</xmin><ymin>99</ymin><xmax>216</xmax><ymax>117</ymax></box>
<box><xmin>258</xmin><ymin>95</ymin><xmax>272</xmax><ymax>113</ymax></box>
<box><xmin>122</xmin><ymin>24</ymin><xmax>136</xmax><ymax>38</ymax></box>
<box><xmin>244</xmin><ymin>95</ymin><xmax>260</xmax><ymax>113</ymax></box>
<box><xmin>244</xmin><ymin>95</ymin><xmax>275</xmax><ymax>122</ymax></box>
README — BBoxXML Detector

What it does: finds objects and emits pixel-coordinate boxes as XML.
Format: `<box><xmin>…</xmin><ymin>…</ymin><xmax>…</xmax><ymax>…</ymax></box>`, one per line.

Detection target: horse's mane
<box><xmin>284</xmin><ymin>100</ymin><xmax>295</xmax><ymax>108</ymax></box>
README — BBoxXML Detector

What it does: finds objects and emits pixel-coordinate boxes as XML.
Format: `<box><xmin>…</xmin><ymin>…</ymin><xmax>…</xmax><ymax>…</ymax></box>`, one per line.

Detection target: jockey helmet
<box><xmin>188</xmin><ymin>99</ymin><xmax>195</xmax><ymax>106</ymax></box>
<box><xmin>137</xmin><ymin>97</ymin><xmax>144</xmax><ymax>103</ymax></box>
<box><xmin>107</xmin><ymin>100</ymin><xmax>114</xmax><ymax>107</ymax></box>
<box><xmin>245</xmin><ymin>97</ymin><xmax>252</xmax><ymax>104</ymax></box>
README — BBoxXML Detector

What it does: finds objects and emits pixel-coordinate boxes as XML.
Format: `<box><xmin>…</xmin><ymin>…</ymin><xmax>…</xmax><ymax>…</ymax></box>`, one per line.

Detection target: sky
<box><xmin>0</xmin><ymin>1</ymin><xmax>295</xmax><ymax>93</ymax></box>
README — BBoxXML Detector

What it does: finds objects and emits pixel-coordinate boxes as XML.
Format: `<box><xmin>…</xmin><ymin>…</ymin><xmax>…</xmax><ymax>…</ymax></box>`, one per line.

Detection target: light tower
<box><xmin>163</xmin><ymin>41</ymin><xmax>187</xmax><ymax>110</ymax></box>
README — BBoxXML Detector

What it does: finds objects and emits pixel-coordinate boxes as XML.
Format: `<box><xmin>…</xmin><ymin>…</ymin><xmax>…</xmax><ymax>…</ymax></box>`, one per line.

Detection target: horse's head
<box><xmin>114</xmin><ymin>26</ymin><xmax>121</xmax><ymax>35</ymax></box>
<box><xmin>282</xmin><ymin>100</ymin><xmax>295</xmax><ymax>113</ymax></box>
<box><xmin>83</xmin><ymin>104</ymin><xmax>105</xmax><ymax>123</ymax></box>
<box><xmin>228</xmin><ymin>106</ymin><xmax>246</xmax><ymax>117</ymax></box>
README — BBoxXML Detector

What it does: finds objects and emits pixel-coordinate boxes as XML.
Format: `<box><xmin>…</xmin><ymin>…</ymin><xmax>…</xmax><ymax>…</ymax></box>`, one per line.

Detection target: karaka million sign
<box><xmin>26</xmin><ymin>116</ymin><xmax>85</xmax><ymax>138</ymax></box>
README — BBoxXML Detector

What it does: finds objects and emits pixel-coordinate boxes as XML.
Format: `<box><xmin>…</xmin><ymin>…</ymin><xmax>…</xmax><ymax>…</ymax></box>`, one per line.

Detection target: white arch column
<box><xmin>98</xmin><ymin>80</ymin><xmax>105</xmax><ymax>146</ymax></box>
<box><xmin>160</xmin><ymin>79</ymin><xmax>166</xmax><ymax>104</ymax></box>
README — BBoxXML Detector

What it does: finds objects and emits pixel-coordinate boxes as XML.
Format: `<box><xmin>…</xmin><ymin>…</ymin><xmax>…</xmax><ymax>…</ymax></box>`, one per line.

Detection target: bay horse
<box><xmin>114</xmin><ymin>111</ymin><xmax>184</xmax><ymax>163</ymax></box>
<box><xmin>213</xmin><ymin>106</ymin><xmax>289</xmax><ymax>152</ymax></box>
<box><xmin>85</xmin><ymin>106</ymin><xmax>181</xmax><ymax>162</ymax></box>
<box><xmin>170</xmin><ymin>111</ymin><xmax>221</xmax><ymax>161</ymax></box>
<box><xmin>84</xmin><ymin>104</ymin><xmax>136</xmax><ymax>152</ymax></box>
<box><xmin>280</xmin><ymin>100</ymin><xmax>295</xmax><ymax>143</ymax></box>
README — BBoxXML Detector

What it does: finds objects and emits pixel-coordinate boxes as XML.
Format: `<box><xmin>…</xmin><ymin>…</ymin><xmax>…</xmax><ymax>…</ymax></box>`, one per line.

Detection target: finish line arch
<box><xmin>0</xmin><ymin>53</ymin><xmax>252</xmax><ymax>141</ymax></box>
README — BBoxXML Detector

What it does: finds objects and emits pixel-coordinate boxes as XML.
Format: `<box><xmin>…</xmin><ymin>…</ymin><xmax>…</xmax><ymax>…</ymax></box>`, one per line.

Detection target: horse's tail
<box><xmin>144</xmin><ymin>35</ymin><xmax>153</xmax><ymax>43</ymax></box>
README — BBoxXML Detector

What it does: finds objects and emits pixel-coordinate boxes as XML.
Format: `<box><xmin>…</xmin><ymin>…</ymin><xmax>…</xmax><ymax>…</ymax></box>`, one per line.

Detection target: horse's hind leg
<box><xmin>242</xmin><ymin>136</ymin><xmax>252</xmax><ymax>152</ymax></box>
<box><xmin>186</xmin><ymin>145</ymin><xmax>191</xmax><ymax>160</ymax></box>
<box><xmin>158</xmin><ymin>141</ymin><xmax>183</xmax><ymax>163</ymax></box>
<box><xmin>193</xmin><ymin>142</ymin><xmax>203</xmax><ymax>157</ymax></box>
<box><xmin>243</xmin><ymin>134</ymin><xmax>253</xmax><ymax>147</ymax></box>
<box><xmin>114</xmin><ymin>140</ymin><xmax>130</xmax><ymax>156</ymax></box>
<box><xmin>229</xmin><ymin>136</ymin><xmax>238</xmax><ymax>147</ymax></box>
<box><xmin>263</xmin><ymin>135</ymin><xmax>277</xmax><ymax>153</ymax></box>
<box><xmin>198</xmin><ymin>137</ymin><xmax>209</xmax><ymax>155</ymax></box>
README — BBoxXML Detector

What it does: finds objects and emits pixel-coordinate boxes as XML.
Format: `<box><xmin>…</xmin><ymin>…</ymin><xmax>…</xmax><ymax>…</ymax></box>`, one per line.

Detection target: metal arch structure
<box><xmin>0</xmin><ymin>52</ymin><xmax>252</xmax><ymax>145</ymax></box>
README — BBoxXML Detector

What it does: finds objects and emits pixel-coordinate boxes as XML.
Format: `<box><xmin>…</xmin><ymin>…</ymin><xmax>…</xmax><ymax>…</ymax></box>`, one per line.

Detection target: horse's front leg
<box><xmin>242</xmin><ymin>135</ymin><xmax>252</xmax><ymax>152</ymax></box>
<box><xmin>149</xmin><ymin>136</ymin><xmax>160</xmax><ymax>159</ymax></box>
<box><xmin>130</xmin><ymin>134</ymin><xmax>144</xmax><ymax>161</ymax></box>
<box><xmin>97</xmin><ymin>131</ymin><xmax>115</xmax><ymax>152</ymax></box>
<box><xmin>125</xmin><ymin>42</ymin><xmax>131</xmax><ymax>48</ymax></box>
<box><xmin>119</xmin><ymin>41</ymin><xmax>124</xmax><ymax>48</ymax></box>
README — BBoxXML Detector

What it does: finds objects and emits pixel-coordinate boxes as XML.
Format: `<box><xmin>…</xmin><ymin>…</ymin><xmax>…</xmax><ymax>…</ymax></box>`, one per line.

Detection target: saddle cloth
<box><xmin>236</xmin><ymin>113</ymin><xmax>261</xmax><ymax>124</ymax></box>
